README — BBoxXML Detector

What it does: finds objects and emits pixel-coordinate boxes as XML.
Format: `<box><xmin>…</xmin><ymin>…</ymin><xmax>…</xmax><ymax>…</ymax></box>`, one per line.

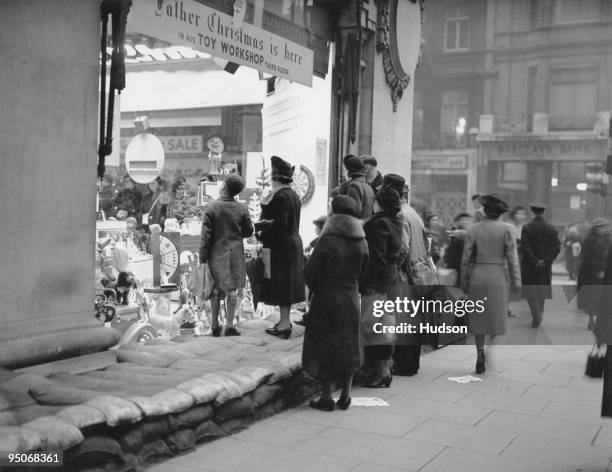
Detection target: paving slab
<box><xmin>419</xmin><ymin>447</ymin><xmax>581</xmax><ymax>472</ymax></box>
<box><xmin>455</xmin><ymin>387</ymin><xmax>549</xmax><ymax>415</ymax></box>
<box><xmin>500</xmin><ymin>434</ymin><xmax>612</xmax><ymax>471</ymax></box>
<box><xmin>294</xmin><ymin>427</ymin><xmax>444</xmax><ymax>471</ymax></box>
<box><xmin>477</xmin><ymin>410</ymin><xmax>601</xmax><ymax>444</ymax></box>
<box><xmin>403</xmin><ymin>418</ymin><xmax>517</xmax><ymax>454</ymax></box>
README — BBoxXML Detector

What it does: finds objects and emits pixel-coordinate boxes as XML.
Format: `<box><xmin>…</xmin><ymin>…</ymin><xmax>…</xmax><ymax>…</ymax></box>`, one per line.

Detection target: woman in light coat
<box><xmin>461</xmin><ymin>194</ymin><xmax>521</xmax><ymax>374</ymax></box>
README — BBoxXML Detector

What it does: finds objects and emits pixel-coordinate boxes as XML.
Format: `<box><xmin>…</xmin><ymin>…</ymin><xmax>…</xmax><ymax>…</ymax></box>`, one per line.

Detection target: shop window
<box><xmin>555</xmin><ymin>0</ymin><xmax>600</xmax><ymax>23</ymax></box>
<box><xmin>444</xmin><ymin>5</ymin><xmax>470</xmax><ymax>51</ymax></box>
<box><xmin>498</xmin><ymin>162</ymin><xmax>528</xmax><ymax>191</ymax></box>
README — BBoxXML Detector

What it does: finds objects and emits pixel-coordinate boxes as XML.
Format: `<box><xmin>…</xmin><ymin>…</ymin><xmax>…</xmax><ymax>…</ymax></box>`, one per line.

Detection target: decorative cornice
<box><xmin>376</xmin><ymin>0</ymin><xmax>424</xmax><ymax>112</ymax></box>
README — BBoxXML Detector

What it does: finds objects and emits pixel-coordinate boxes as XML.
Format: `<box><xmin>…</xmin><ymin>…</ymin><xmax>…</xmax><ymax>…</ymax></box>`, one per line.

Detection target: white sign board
<box><xmin>121</xmin><ymin>135</ymin><xmax>203</xmax><ymax>155</ymax></box>
<box><xmin>129</xmin><ymin>0</ymin><xmax>314</xmax><ymax>87</ymax></box>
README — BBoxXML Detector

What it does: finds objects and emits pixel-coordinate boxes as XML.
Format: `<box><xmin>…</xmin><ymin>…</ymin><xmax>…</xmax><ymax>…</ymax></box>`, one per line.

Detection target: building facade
<box><xmin>478</xmin><ymin>0</ymin><xmax>612</xmax><ymax>226</ymax></box>
<box><xmin>411</xmin><ymin>0</ymin><xmax>486</xmax><ymax>224</ymax></box>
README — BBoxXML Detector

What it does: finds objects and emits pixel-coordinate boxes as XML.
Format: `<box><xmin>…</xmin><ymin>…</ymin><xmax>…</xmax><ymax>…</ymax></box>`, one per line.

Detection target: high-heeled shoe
<box><xmin>309</xmin><ymin>397</ymin><xmax>335</xmax><ymax>411</ymax></box>
<box><xmin>475</xmin><ymin>350</ymin><xmax>486</xmax><ymax>374</ymax></box>
<box><xmin>265</xmin><ymin>323</ymin><xmax>292</xmax><ymax>339</ymax></box>
<box><xmin>336</xmin><ymin>396</ymin><xmax>351</xmax><ymax>410</ymax></box>
<box><xmin>363</xmin><ymin>375</ymin><xmax>392</xmax><ymax>388</ymax></box>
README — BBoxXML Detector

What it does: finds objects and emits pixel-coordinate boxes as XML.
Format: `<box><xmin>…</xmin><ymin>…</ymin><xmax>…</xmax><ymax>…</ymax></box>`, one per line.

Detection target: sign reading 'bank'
<box><xmin>130</xmin><ymin>0</ymin><xmax>314</xmax><ymax>87</ymax></box>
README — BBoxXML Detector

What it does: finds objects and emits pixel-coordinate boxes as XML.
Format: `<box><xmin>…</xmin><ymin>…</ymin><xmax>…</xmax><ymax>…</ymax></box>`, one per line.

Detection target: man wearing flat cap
<box><xmin>520</xmin><ymin>203</ymin><xmax>561</xmax><ymax>328</ymax></box>
<box><xmin>361</xmin><ymin>155</ymin><xmax>384</xmax><ymax>192</ymax></box>
<box><xmin>339</xmin><ymin>154</ymin><xmax>375</xmax><ymax>220</ymax></box>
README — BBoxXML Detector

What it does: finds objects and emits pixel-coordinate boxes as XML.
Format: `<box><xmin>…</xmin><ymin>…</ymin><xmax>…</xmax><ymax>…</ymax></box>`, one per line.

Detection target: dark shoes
<box><xmin>476</xmin><ymin>350</ymin><xmax>486</xmax><ymax>374</ymax></box>
<box><xmin>336</xmin><ymin>396</ymin><xmax>351</xmax><ymax>410</ymax></box>
<box><xmin>265</xmin><ymin>323</ymin><xmax>292</xmax><ymax>339</ymax></box>
<box><xmin>211</xmin><ymin>327</ymin><xmax>222</xmax><ymax>337</ymax></box>
<box><xmin>309</xmin><ymin>397</ymin><xmax>335</xmax><ymax>411</ymax></box>
<box><xmin>363</xmin><ymin>375</ymin><xmax>392</xmax><ymax>388</ymax></box>
<box><xmin>224</xmin><ymin>327</ymin><xmax>241</xmax><ymax>336</ymax></box>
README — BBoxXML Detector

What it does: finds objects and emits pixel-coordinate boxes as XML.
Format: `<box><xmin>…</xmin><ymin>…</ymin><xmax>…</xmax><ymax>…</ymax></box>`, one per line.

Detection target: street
<box><xmin>147</xmin><ymin>273</ymin><xmax>612</xmax><ymax>472</ymax></box>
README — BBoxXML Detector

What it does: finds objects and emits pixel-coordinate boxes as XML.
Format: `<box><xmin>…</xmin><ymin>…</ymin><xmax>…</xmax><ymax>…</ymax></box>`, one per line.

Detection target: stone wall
<box><xmin>0</xmin><ymin>0</ymin><xmax>100</xmax><ymax>341</ymax></box>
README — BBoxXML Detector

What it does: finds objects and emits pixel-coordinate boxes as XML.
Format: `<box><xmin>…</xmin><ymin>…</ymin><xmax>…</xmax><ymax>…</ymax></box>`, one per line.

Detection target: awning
<box><xmin>120</xmin><ymin>62</ymin><xmax>267</xmax><ymax>113</ymax></box>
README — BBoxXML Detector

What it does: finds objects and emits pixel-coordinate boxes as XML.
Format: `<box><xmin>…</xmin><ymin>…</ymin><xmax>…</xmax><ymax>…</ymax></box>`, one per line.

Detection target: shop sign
<box><xmin>412</xmin><ymin>155</ymin><xmax>467</xmax><ymax>171</ymax></box>
<box><xmin>129</xmin><ymin>0</ymin><xmax>314</xmax><ymax>87</ymax></box>
<box><xmin>315</xmin><ymin>138</ymin><xmax>327</xmax><ymax>186</ymax></box>
<box><xmin>120</xmin><ymin>135</ymin><xmax>203</xmax><ymax>154</ymax></box>
<box><xmin>483</xmin><ymin>139</ymin><xmax>606</xmax><ymax>161</ymax></box>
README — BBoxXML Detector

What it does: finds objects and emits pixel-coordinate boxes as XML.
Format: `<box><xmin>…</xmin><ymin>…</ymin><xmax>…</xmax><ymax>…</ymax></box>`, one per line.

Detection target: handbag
<box><xmin>585</xmin><ymin>340</ymin><xmax>607</xmax><ymax>378</ymax></box>
<box><xmin>361</xmin><ymin>291</ymin><xmax>397</xmax><ymax>346</ymax></box>
<box><xmin>202</xmin><ymin>263</ymin><xmax>214</xmax><ymax>300</ymax></box>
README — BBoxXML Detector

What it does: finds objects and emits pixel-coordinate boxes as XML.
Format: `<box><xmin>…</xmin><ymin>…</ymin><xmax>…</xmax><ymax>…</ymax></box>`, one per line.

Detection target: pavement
<box><xmin>147</xmin><ymin>273</ymin><xmax>612</xmax><ymax>472</ymax></box>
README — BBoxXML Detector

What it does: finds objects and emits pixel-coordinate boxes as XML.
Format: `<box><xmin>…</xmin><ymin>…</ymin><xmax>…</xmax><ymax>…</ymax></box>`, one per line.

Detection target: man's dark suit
<box><xmin>520</xmin><ymin>216</ymin><xmax>561</xmax><ymax>327</ymax></box>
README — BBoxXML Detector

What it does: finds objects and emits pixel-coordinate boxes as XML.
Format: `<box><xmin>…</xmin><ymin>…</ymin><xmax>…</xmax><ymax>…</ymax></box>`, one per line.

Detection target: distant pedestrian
<box><xmin>199</xmin><ymin>174</ymin><xmax>253</xmax><ymax>337</ymax></box>
<box><xmin>520</xmin><ymin>203</ymin><xmax>561</xmax><ymax>328</ymax></box>
<box><xmin>595</xmin><ymin>238</ymin><xmax>612</xmax><ymax>419</ymax></box>
<box><xmin>302</xmin><ymin>196</ymin><xmax>369</xmax><ymax>411</ymax></box>
<box><xmin>471</xmin><ymin>194</ymin><xmax>484</xmax><ymax>222</ymax></box>
<box><xmin>256</xmin><ymin>155</ymin><xmax>306</xmax><ymax>339</ymax></box>
<box><xmin>339</xmin><ymin>155</ymin><xmax>375</xmax><ymax>220</ymax></box>
<box><xmin>461</xmin><ymin>194</ymin><xmax>521</xmax><ymax>374</ymax></box>
<box><xmin>578</xmin><ymin>218</ymin><xmax>612</xmax><ymax>330</ymax></box>
<box><xmin>115</xmin><ymin>175</ymin><xmax>143</xmax><ymax>223</ymax></box>
<box><xmin>361</xmin><ymin>155</ymin><xmax>384</xmax><ymax>192</ymax></box>
<box><xmin>564</xmin><ymin>224</ymin><xmax>583</xmax><ymax>280</ymax></box>
<box><xmin>99</xmin><ymin>173</ymin><xmax>117</xmax><ymax>219</ymax></box>
<box><xmin>444</xmin><ymin>212</ymin><xmax>473</xmax><ymax>287</ymax></box>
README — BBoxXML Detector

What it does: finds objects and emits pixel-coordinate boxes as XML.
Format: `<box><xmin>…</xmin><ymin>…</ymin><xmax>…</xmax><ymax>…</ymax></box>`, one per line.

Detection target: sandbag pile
<box><xmin>0</xmin><ymin>320</ymin><xmax>319</xmax><ymax>471</ymax></box>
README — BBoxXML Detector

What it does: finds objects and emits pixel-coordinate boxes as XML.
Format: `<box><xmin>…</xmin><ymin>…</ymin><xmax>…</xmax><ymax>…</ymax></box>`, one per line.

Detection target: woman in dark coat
<box><xmin>257</xmin><ymin>156</ymin><xmax>306</xmax><ymax>339</ymax></box>
<box><xmin>360</xmin><ymin>184</ymin><xmax>403</xmax><ymax>388</ymax></box>
<box><xmin>461</xmin><ymin>195</ymin><xmax>521</xmax><ymax>374</ymax></box>
<box><xmin>302</xmin><ymin>196</ymin><xmax>369</xmax><ymax>411</ymax></box>
<box><xmin>200</xmin><ymin>174</ymin><xmax>253</xmax><ymax>336</ymax></box>
<box><xmin>578</xmin><ymin>218</ymin><xmax>612</xmax><ymax>328</ymax></box>
<box><xmin>595</xmin><ymin>239</ymin><xmax>612</xmax><ymax>419</ymax></box>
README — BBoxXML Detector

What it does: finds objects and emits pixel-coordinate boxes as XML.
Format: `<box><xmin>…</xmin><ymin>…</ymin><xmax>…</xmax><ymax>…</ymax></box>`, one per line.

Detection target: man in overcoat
<box><xmin>520</xmin><ymin>203</ymin><xmax>561</xmax><ymax>328</ymax></box>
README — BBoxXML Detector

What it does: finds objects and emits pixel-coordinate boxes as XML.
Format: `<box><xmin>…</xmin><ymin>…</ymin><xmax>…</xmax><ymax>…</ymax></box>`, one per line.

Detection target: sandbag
<box><xmin>64</xmin><ymin>436</ymin><xmax>125</xmax><ymax>471</ymax></box>
<box><xmin>56</xmin><ymin>405</ymin><xmax>106</xmax><ymax>429</ymax></box>
<box><xmin>175</xmin><ymin>378</ymin><xmax>223</xmax><ymax>404</ymax></box>
<box><xmin>269</xmin><ymin>352</ymin><xmax>302</xmax><ymax>373</ymax></box>
<box><xmin>140</xmin><ymin>416</ymin><xmax>176</xmax><ymax>442</ymax></box>
<box><xmin>173</xmin><ymin>340</ymin><xmax>218</xmax><ymax>357</ymax></box>
<box><xmin>251</xmin><ymin>360</ymin><xmax>292</xmax><ymax>384</ymax></box>
<box><xmin>136</xmin><ymin>438</ymin><xmax>174</xmax><ymax>465</ymax></box>
<box><xmin>170</xmin><ymin>358</ymin><xmax>220</xmax><ymax>372</ymax></box>
<box><xmin>218</xmin><ymin>371</ymin><xmax>257</xmax><ymax>396</ymax></box>
<box><xmin>123</xmin><ymin>344</ymin><xmax>197</xmax><ymax>362</ymax></box>
<box><xmin>116</xmin><ymin>349</ymin><xmax>174</xmax><ymax>367</ymax></box>
<box><xmin>0</xmin><ymin>386</ymin><xmax>37</xmax><ymax>411</ymax></box>
<box><xmin>194</xmin><ymin>420</ymin><xmax>224</xmax><ymax>442</ymax></box>
<box><xmin>214</xmin><ymin>396</ymin><xmax>255</xmax><ymax>422</ymax></box>
<box><xmin>22</xmin><ymin>416</ymin><xmax>84</xmax><ymax>450</ymax></box>
<box><xmin>0</xmin><ymin>425</ymin><xmax>46</xmax><ymax>452</ymax></box>
<box><xmin>116</xmin><ymin>427</ymin><xmax>144</xmax><ymax>454</ymax></box>
<box><xmin>48</xmin><ymin>372</ymin><xmax>131</xmax><ymax>392</ymax></box>
<box><xmin>128</xmin><ymin>388</ymin><xmax>195</xmax><ymax>417</ymax></box>
<box><xmin>233</xmin><ymin>365</ymin><xmax>274</xmax><ymax>387</ymax></box>
<box><xmin>0</xmin><ymin>404</ymin><xmax>63</xmax><ymax>427</ymax></box>
<box><xmin>30</xmin><ymin>383</ymin><xmax>102</xmax><ymax>406</ymax></box>
<box><xmin>87</xmin><ymin>370</ymin><xmax>192</xmax><ymax>390</ymax></box>
<box><xmin>251</xmin><ymin>384</ymin><xmax>283</xmax><ymax>408</ymax></box>
<box><xmin>218</xmin><ymin>416</ymin><xmax>252</xmax><ymax>435</ymax></box>
<box><xmin>164</xmin><ymin>428</ymin><xmax>195</xmax><ymax>454</ymax></box>
<box><xmin>2</xmin><ymin>373</ymin><xmax>53</xmax><ymax>395</ymax></box>
<box><xmin>200</xmin><ymin>373</ymin><xmax>243</xmax><ymax>406</ymax></box>
<box><xmin>172</xmin><ymin>404</ymin><xmax>214</xmax><ymax>428</ymax></box>
<box><xmin>85</xmin><ymin>396</ymin><xmax>142</xmax><ymax>427</ymax></box>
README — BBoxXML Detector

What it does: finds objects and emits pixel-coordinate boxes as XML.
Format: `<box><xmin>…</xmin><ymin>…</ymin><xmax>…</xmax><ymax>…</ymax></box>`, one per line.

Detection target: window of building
<box><xmin>555</xmin><ymin>0</ymin><xmax>600</xmax><ymax>23</ymax></box>
<box><xmin>444</xmin><ymin>5</ymin><xmax>470</xmax><ymax>51</ymax></box>
<box><xmin>549</xmin><ymin>68</ymin><xmax>597</xmax><ymax>130</ymax></box>
<box><xmin>441</xmin><ymin>90</ymin><xmax>468</xmax><ymax>134</ymax></box>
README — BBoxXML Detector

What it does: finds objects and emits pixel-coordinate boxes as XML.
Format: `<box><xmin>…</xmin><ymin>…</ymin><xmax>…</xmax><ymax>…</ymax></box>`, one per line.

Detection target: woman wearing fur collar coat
<box><xmin>302</xmin><ymin>195</ymin><xmax>369</xmax><ymax>411</ymax></box>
